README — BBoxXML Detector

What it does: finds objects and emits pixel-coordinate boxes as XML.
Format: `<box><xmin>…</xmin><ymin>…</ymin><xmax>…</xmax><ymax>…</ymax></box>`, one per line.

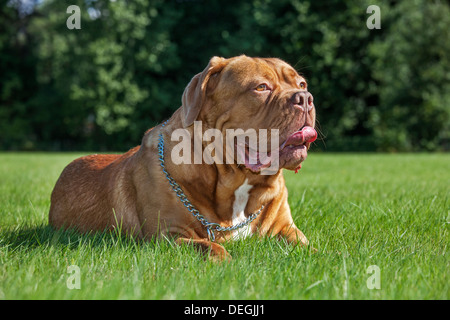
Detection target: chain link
<box><xmin>158</xmin><ymin>121</ymin><xmax>264</xmax><ymax>242</ymax></box>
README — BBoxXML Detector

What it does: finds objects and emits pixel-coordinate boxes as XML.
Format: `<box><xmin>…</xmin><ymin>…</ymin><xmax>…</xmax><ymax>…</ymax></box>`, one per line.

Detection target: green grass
<box><xmin>0</xmin><ymin>152</ymin><xmax>448</xmax><ymax>299</ymax></box>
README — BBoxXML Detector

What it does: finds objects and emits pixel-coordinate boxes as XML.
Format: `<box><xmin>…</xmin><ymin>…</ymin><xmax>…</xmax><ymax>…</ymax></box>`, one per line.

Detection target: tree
<box><xmin>0</xmin><ymin>0</ymin><xmax>39</xmax><ymax>149</ymax></box>
<box><xmin>1</xmin><ymin>0</ymin><xmax>448</xmax><ymax>151</ymax></box>
<box><xmin>368</xmin><ymin>0</ymin><xmax>450</xmax><ymax>151</ymax></box>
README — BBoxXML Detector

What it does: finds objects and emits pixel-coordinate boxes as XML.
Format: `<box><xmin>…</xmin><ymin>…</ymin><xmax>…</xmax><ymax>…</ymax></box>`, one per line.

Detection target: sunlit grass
<box><xmin>0</xmin><ymin>152</ymin><xmax>448</xmax><ymax>299</ymax></box>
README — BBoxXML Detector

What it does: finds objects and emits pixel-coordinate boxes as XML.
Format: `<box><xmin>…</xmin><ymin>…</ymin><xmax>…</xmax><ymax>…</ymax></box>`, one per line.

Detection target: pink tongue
<box><xmin>284</xmin><ymin>126</ymin><xmax>317</xmax><ymax>147</ymax></box>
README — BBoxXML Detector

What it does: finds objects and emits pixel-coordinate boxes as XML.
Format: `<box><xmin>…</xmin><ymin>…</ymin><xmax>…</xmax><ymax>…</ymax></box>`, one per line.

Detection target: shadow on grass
<box><xmin>0</xmin><ymin>224</ymin><xmax>316</xmax><ymax>261</ymax></box>
<box><xmin>0</xmin><ymin>224</ymin><xmax>159</xmax><ymax>252</ymax></box>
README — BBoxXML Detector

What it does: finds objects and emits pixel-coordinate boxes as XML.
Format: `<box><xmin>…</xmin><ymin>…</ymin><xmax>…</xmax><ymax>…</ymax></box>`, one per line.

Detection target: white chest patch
<box><xmin>231</xmin><ymin>179</ymin><xmax>253</xmax><ymax>240</ymax></box>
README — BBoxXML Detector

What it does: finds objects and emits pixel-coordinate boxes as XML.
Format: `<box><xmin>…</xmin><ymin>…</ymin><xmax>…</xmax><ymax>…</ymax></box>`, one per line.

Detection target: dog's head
<box><xmin>181</xmin><ymin>55</ymin><xmax>317</xmax><ymax>173</ymax></box>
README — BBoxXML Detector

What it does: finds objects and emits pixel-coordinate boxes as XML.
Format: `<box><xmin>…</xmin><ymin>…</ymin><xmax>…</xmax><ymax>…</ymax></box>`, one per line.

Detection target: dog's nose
<box><xmin>291</xmin><ymin>91</ymin><xmax>314</xmax><ymax>112</ymax></box>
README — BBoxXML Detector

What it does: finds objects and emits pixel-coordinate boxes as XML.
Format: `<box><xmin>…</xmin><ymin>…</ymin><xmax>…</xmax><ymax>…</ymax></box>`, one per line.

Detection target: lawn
<box><xmin>0</xmin><ymin>152</ymin><xmax>448</xmax><ymax>300</ymax></box>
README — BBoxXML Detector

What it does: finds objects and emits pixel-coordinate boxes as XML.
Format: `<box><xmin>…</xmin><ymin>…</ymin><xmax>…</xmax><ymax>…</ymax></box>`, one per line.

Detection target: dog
<box><xmin>49</xmin><ymin>55</ymin><xmax>317</xmax><ymax>260</ymax></box>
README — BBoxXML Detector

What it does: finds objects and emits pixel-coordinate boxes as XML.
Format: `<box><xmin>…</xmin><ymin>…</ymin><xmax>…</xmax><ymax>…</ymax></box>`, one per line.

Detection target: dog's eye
<box><xmin>299</xmin><ymin>82</ymin><xmax>307</xmax><ymax>89</ymax></box>
<box><xmin>255</xmin><ymin>84</ymin><xmax>268</xmax><ymax>91</ymax></box>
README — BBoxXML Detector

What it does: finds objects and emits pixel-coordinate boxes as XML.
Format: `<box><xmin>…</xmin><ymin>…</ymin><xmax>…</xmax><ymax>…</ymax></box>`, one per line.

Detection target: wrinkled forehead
<box><xmin>221</xmin><ymin>56</ymin><xmax>304</xmax><ymax>86</ymax></box>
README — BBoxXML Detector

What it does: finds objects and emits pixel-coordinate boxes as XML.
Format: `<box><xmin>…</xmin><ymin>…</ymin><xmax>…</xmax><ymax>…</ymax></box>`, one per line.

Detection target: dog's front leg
<box><xmin>175</xmin><ymin>237</ymin><xmax>231</xmax><ymax>262</ymax></box>
<box><xmin>278</xmin><ymin>224</ymin><xmax>309</xmax><ymax>246</ymax></box>
<box><xmin>271</xmin><ymin>197</ymin><xmax>313</xmax><ymax>250</ymax></box>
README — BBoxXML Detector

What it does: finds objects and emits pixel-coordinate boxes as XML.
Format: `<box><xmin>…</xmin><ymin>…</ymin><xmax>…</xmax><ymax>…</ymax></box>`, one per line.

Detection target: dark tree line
<box><xmin>1</xmin><ymin>0</ymin><xmax>449</xmax><ymax>151</ymax></box>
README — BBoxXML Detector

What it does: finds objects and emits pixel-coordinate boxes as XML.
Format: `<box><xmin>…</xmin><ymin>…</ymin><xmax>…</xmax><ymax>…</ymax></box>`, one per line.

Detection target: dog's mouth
<box><xmin>278</xmin><ymin>126</ymin><xmax>317</xmax><ymax>172</ymax></box>
<box><xmin>237</xmin><ymin>126</ymin><xmax>317</xmax><ymax>174</ymax></box>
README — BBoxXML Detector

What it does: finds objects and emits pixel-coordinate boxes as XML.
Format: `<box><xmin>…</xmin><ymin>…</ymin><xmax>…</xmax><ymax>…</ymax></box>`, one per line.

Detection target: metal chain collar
<box><xmin>157</xmin><ymin>121</ymin><xmax>264</xmax><ymax>242</ymax></box>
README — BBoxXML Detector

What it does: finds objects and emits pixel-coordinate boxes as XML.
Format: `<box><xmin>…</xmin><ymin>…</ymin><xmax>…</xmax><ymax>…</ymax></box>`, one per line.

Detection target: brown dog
<box><xmin>49</xmin><ymin>55</ymin><xmax>317</xmax><ymax>260</ymax></box>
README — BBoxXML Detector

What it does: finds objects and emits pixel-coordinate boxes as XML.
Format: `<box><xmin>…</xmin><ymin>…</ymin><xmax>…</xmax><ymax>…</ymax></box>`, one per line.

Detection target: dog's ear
<box><xmin>181</xmin><ymin>56</ymin><xmax>226</xmax><ymax>128</ymax></box>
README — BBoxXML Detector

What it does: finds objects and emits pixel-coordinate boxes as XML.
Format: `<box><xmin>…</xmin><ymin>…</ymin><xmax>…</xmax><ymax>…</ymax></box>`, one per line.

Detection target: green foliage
<box><xmin>0</xmin><ymin>0</ymin><xmax>38</xmax><ymax>150</ymax></box>
<box><xmin>368</xmin><ymin>0</ymin><xmax>450</xmax><ymax>151</ymax></box>
<box><xmin>0</xmin><ymin>0</ymin><xmax>448</xmax><ymax>151</ymax></box>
